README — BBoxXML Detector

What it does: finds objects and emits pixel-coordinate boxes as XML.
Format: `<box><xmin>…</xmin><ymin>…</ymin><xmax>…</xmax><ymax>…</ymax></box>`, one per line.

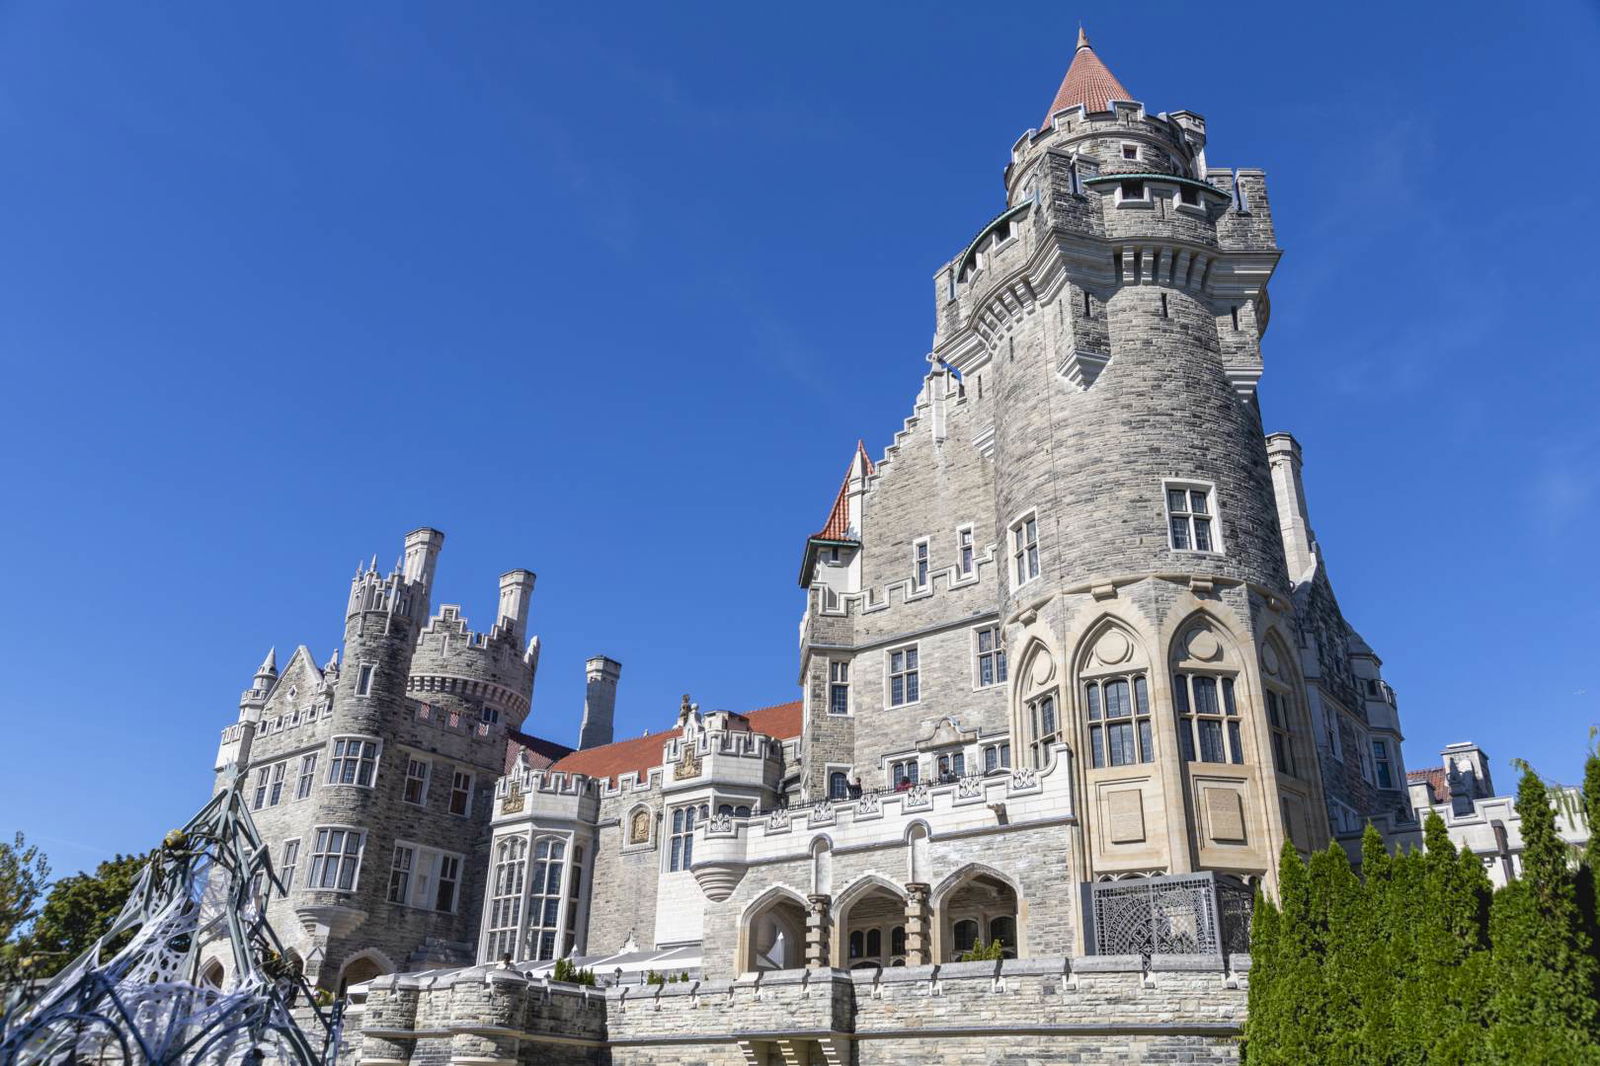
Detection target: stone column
<box><xmin>805</xmin><ymin>894</ymin><xmax>832</xmax><ymax>969</ymax></box>
<box><xmin>903</xmin><ymin>882</ymin><xmax>931</xmax><ymax>965</ymax></box>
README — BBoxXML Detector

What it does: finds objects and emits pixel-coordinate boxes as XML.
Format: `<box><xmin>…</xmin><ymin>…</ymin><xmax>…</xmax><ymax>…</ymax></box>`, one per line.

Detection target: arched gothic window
<box><xmin>528</xmin><ymin>838</ymin><xmax>566</xmax><ymax>961</ymax></box>
<box><xmin>484</xmin><ymin>837</ymin><xmax>526</xmax><ymax>962</ymax></box>
<box><xmin>1085</xmin><ymin>675</ymin><xmax>1153</xmax><ymax>767</ymax></box>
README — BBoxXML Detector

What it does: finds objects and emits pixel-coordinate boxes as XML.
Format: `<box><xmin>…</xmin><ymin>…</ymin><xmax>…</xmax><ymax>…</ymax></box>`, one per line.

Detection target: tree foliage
<box><xmin>0</xmin><ymin>832</ymin><xmax>51</xmax><ymax>979</ymax></box>
<box><xmin>26</xmin><ymin>851</ymin><xmax>151</xmax><ymax>973</ymax></box>
<box><xmin>1246</xmin><ymin>759</ymin><xmax>1600</xmax><ymax>1065</ymax></box>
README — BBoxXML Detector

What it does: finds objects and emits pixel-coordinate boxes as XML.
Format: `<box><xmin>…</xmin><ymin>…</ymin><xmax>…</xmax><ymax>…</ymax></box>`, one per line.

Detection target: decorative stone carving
<box><xmin>1185</xmin><ymin>628</ymin><xmax>1222</xmax><ymax>662</ymax></box>
<box><xmin>1204</xmin><ymin>788</ymin><xmax>1247</xmax><ymax>843</ymax></box>
<box><xmin>958</xmin><ymin>776</ymin><xmax>984</xmax><ymax>798</ymax></box>
<box><xmin>855</xmin><ymin>793</ymin><xmax>881</xmax><ymax>816</ymax></box>
<box><xmin>629</xmin><ymin>808</ymin><xmax>651</xmax><ymax>844</ymax></box>
<box><xmin>1030</xmin><ymin>651</ymin><xmax>1056</xmax><ymax>687</ymax></box>
<box><xmin>903</xmin><ymin>882</ymin><xmax>932</xmax><ymax>965</ymax></box>
<box><xmin>1095</xmin><ymin>629</ymin><xmax>1132</xmax><ymax>666</ymax></box>
<box><xmin>1261</xmin><ymin>642</ymin><xmax>1281</xmax><ymax>677</ymax></box>
<box><xmin>500</xmin><ymin>782</ymin><xmax>525</xmax><ymax>815</ymax></box>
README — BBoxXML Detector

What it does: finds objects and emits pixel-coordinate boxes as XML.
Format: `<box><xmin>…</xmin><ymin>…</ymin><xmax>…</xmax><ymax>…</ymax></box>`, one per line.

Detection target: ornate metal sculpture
<box><xmin>1090</xmin><ymin>871</ymin><xmax>1253</xmax><ymax>958</ymax></box>
<box><xmin>0</xmin><ymin>770</ymin><xmax>342</xmax><ymax>1066</ymax></box>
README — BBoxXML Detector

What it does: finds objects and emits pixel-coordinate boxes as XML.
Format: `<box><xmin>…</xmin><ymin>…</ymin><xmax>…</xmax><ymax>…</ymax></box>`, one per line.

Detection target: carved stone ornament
<box><xmin>1030</xmin><ymin>651</ymin><xmax>1056</xmax><ymax>688</ymax></box>
<box><xmin>676</xmin><ymin>744</ymin><xmax>702</xmax><ymax>780</ymax></box>
<box><xmin>500</xmin><ymin>782</ymin><xmax>525</xmax><ymax>814</ymax></box>
<box><xmin>1261</xmin><ymin>642</ymin><xmax>1281</xmax><ymax>677</ymax></box>
<box><xmin>1185</xmin><ymin>628</ymin><xmax>1222</xmax><ymax>662</ymax></box>
<box><xmin>629</xmin><ymin>808</ymin><xmax>651</xmax><ymax>844</ymax></box>
<box><xmin>1095</xmin><ymin>629</ymin><xmax>1132</xmax><ymax>665</ymax></box>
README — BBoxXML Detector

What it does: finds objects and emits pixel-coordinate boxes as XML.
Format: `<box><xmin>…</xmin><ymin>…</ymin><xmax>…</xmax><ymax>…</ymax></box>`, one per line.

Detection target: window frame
<box><xmin>305</xmin><ymin>825</ymin><xmax>365</xmax><ymax>893</ymax></box>
<box><xmin>1163</xmin><ymin>480</ymin><xmax>1222</xmax><ymax>555</ymax></box>
<box><xmin>1372</xmin><ymin>737</ymin><xmax>1394</xmax><ymax>790</ymax></box>
<box><xmin>974</xmin><ymin>625</ymin><xmax>1007</xmax><ymax>689</ymax></box>
<box><xmin>1085</xmin><ymin>674</ymin><xmax>1155</xmax><ymax>769</ymax></box>
<box><xmin>296</xmin><ymin>753</ymin><xmax>318</xmax><ymax>800</ymax></box>
<box><xmin>886</xmin><ymin>643</ymin><xmax>921</xmax><ymax>708</ymax></box>
<box><xmin>982</xmin><ymin>742</ymin><xmax>1012</xmax><ymax>774</ymax></box>
<box><xmin>448</xmin><ymin>769</ymin><xmax>474</xmax><ymax>818</ymax></box>
<box><xmin>1173</xmin><ymin>673</ymin><xmax>1246</xmax><ymax>765</ymax></box>
<box><xmin>912</xmin><ymin>537</ymin><xmax>931</xmax><ymax>591</ymax></box>
<box><xmin>1009</xmin><ymin>512</ymin><xmax>1041</xmax><ymax>589</ymax></box>
<box><xmin>667</xmin><ymin>806</ymin><xmax>698</xmax><ymax>872</ymax></box>
<box><xmin>354</xmin><ymin>662</ymin><xmax>375</xmax><ymax>697</ymax></box>
<box><xmin>956</xmin><ymin>525</ymin><xmax>975</xmax><ymax>578</ymax></box>
<box><xmin>1265</xmin><ymin>687</ymin><xmax>1299</xmax><ymax>778</ymax></box>
<box><xmin>387</xmin><ymin>839</ymin><xmax>466</xmax><ymax>914</ymax></box>
<box><xmin>828</xmin><ymin>660</ymin><xmax>850</xmax><ymax>716</ymax></box>
<box><xmin>326</xmin><ymin>735</ymin><xmax>381</xmax><ymax>789</ymax></box>
<box><xmin>1028</xmin><ymin>690</ymin><xmax>1060</xmax><ymax>768</ymax></box>
<box><xmin>402</xmin><ymin>756</ymin><xmax>431</xmax><ymax>807</ymax></box>
<box><xmin>278</xmin><ymin>838</ymin><xmax>300</xmax><ymax>897</ymax></box>
<box><xmin>484</xmin><ymin>835</ymin><xmax>527</xmax><ymax>962</ymax></box>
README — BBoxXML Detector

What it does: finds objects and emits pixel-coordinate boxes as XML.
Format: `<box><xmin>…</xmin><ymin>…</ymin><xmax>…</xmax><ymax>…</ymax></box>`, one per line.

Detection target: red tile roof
<box><xmin>812</xmin><ymin>441</ymin><xmax>873</xmax><ymax>542</ymax></box>
<box><xmin>544</xmin><ymin>699</ymin><xmax>803</xmax><ymax>785</ymax></box>
<box><xmin>1043</xmin><ymin>28</ymin><xmax>1132</xmax><ymax>126</ymax></box>
<box><xmin>1408</xmin><ymin>767</ymin><xmax>1449</xmax><ymax>804</ymax></box>
<box><xmin>504</xmin><ymin>729</ymin><xmax>575</xmax><ymax>774</ymax></box>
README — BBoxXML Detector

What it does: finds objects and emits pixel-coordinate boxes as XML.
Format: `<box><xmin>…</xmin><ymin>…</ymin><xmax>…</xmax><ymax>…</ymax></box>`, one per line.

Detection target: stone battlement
<box><xmin>357</xmin><ymin>955</ymin><xmax>1249</xmax><ymax>1065</ymax></box>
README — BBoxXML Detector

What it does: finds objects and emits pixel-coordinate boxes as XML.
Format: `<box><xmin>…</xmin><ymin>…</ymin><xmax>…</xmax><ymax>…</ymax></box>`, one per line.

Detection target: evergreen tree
<box><xmin>1354</xmin><ymin>825</ymin><xmax>1398</xmax><ymax>1063</ymax></box>
<box><xmin>1486</xmin><ymin>768</ymin><xmax>1600</xmax><ymax>1063</ymax></box>
<box><xmin>0</xmin><ymin>831</ymin><xmax>51</xmax><ymax>982</ymax></box>
<box><xmin>1253</xmin><ymin>841</ymin><xmax>1328</xmax><ymax>1064</ymax></box>
<box><xmin>1244</xmin><ymin>880</ymin><xmax>1282</xmax><ymax>1059</ymax></box>
<box><xmin>1311</xmin><ymin>842</ymin><xmax>1369</xmax><ymax>1063</ymax></box>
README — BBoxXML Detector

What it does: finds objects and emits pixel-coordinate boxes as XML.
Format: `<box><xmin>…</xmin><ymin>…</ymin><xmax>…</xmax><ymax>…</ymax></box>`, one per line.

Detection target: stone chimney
<box><xmin>579</xmin><ymin>657</ymin><xmax>622</xmax><ymax>749</ymax></box>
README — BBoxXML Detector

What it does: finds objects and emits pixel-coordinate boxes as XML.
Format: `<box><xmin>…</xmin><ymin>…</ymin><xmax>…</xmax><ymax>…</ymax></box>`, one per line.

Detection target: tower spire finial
<box><xmin>1042</xmin><ymin>27</ymin><xmax>1132</xmax><ymax>127</ymax></box>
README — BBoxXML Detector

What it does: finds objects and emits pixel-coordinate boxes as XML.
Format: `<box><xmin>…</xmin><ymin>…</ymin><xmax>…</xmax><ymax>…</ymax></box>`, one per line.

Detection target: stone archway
<box><xmin>834</xmin><ymin>877</ymin><xmax>906</xmax><ymax>969</ymax></box>
<box><xmin>337</xmin><ymin>953</ymin><xmax>388</xmax><ymax>995</ymax></box>
<box><xmin>936</xmin><ymin>868</ymin><xmax>1021</xmax><ymax>960</ymax></box>
<box><xmin>742</xmin><ymin>888</ymin><xmax>808</xmax><ymax>973</ymax></box>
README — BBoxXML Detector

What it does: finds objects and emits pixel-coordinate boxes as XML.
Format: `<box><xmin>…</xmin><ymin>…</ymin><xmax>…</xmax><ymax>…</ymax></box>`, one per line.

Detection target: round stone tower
<box><xmin>932</xmin><ymin>30</ymin><xmax>1327</xmax><ymax>913</ymax></box>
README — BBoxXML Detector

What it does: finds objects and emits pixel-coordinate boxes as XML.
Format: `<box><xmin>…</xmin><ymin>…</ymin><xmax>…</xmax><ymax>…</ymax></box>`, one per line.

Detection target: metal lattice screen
<box><xmin>1090</xmin><ymin>872</ymin><xmax>1252</xmax><ymax>957</ymax></box>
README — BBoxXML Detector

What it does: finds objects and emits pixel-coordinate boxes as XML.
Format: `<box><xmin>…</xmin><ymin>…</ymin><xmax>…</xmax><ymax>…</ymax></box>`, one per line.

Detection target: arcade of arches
<box><xmin>741</xmin><ymin>867</ymin><xmax>1020</xmax><ymax>972</ymax></box>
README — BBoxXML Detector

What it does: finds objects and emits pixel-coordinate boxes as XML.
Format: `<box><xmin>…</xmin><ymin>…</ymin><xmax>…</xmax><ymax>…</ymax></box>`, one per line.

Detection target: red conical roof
<box><xmin>813</xmin><ymin>440</ymin><xmax>873</xmax><ymax>541</ymax></box>
<box><xmin>1042</xmin><ymin>28</ymin><xmax>1132</xmax><ymax>126</ymax></box>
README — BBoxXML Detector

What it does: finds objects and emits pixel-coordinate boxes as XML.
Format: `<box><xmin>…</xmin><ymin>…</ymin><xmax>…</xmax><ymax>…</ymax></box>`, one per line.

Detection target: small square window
<box><xmin>1122</xmin><ymin>144</ymin><xmax>1139</xmax><ymax>160</ymax></box>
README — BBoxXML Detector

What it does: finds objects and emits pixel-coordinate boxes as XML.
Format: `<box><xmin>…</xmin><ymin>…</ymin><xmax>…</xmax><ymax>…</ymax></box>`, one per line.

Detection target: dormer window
<box><xmin>1119</xmin><ymin>180</ymin><xmax>1146</xmax><ymax>201</ymax></box>
<box><xmin>992</xmin><ymin>219</ymin><xmax>1013</xmax><ymax>245</ymax></box>
<box><xmin>1178</xmin><ymin>184</ymin><xmax>1201</xmax><ymax>207</ymax></box>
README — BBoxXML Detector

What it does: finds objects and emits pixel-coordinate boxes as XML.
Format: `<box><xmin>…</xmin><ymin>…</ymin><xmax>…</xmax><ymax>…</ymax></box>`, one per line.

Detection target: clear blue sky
<box><xmin>3</xmin><ymin>2</ymin><xmax>1597</xmax><ymax>875</ymax></box>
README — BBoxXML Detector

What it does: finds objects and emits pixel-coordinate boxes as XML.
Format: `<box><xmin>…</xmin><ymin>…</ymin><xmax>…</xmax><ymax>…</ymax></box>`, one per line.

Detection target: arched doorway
<box><xmin>938</xmin><ymin>869</ymin><xmax>1020</xmax><ymax>960</ymax></box>
<box><xmin>835</xmin><ymin>879</ymin><xmax>906</xmax><ymax>968</ymax></box>
<box><xmin>338</xmin><ymin>954</ymin><xmax>387</xmax><ymax>995</ymax></box>
<box><xmin>743</xmin><ymin>890</ymin><xmax>807</xmax><ymax>972</ymax></box>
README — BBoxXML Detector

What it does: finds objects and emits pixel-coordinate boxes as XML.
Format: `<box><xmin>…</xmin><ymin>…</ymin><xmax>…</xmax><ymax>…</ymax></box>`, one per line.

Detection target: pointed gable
<box><xmin>812</xmin><ymin>440</ymin><xmax>873</xmax><ymax>542</ymax></box>
<box><xmin>1043</xmin><ymin>28</ymin><xmax>1133</xmax><ymax>125</ymax></box>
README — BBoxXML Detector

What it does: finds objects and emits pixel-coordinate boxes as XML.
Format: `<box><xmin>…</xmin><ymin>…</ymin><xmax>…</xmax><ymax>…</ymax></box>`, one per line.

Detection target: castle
<box><xmin>206</xmin><ymin>32</ymin><xmax>1423</xmax><ymax>1063</ymax></box>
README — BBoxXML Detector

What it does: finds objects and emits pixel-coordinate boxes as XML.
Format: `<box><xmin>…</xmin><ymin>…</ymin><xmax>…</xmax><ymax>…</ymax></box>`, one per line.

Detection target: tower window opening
<box><xmin>829</xmin><ymin>661</ymin><xmax>850</xmax><ymax>715</ymax></box>
<box><xmin>1010</xmin><ymin>512</ymin><xmax>1040</xmax><ymax>587</ymax></box>
<box><xmin>1082</xmin><ymin>290</ymin><xmax>1092</xmax><ymax>317</ymax></box>
<box><xmin>1179</xmin><ymin>184</ymin><xmax>1201</xmax><ymax>206</ymax></box>
<box><xmin>1029</xmin><ymin>692</ymin><xmax>1059</xmax><ymax>768</ymax></box>
<box><xmin>1119</xmin><ymin>180</ymin><xmax>1146</xmax><ymax>201</ymax></box>
<box><xmin>1086</xmin><ymin>675</ymin><xmax>1154</xmax><ymax>768</ymax></box>
<box><xmin>1267</xmin><ymin>688</ymin><xmax>1300</xmax><ymax>778</ymax></box>
<box><xmin>957</xmin><ymin>526</ymin><xmax>975</xmax><ymax>577</ymax></box>
<box><xmin>1165</xmin><ymin>484</ymin><xmax>1218</xmax><ymax>553</ymax></box>
<box><xmin>1231</xmin><ymin>306</ymin><xmax>1240</xmax><ymax>331</ymax></box>
<box><xmin>828</xmin><ymin>771</ymin><xmax>850</xmax><ymax>800</ymax></box>
<box><xmin>355</xmin><ymin>663</ymin><xmax>374</xmax><ymax>697</ymax></box>
<box><xmin>1174</xmin><ymin>674</ymin><xmax>1244</xmax><ymax>764</ymax></box>
<box><xmin>912</xmin><ymin>538</ymin><xmax>930</xmax><ymax>590</ymax></box>
<box><xmin>1121</xmin><ymin>144</ymin><xmax>1139</xmax><ymax>160</ymax></box>
<box><xmin>1160</xmin><ymin>293</ymin><xmax>1169</xmax><ymax>318</ymax></box>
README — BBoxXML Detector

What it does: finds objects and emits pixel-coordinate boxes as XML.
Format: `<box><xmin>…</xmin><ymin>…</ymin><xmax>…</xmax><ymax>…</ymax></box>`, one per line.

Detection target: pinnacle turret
<box><xmin>1042</xmin><ymin>26</ymin><xmax>1132</xmax><ymax>126</ymax></box>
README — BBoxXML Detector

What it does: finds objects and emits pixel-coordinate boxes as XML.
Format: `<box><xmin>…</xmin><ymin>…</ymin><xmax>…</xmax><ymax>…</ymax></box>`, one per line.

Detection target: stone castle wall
<box><xmin>358</xmin><ymin>956</ymin><xmax>1248</xmax><ymax>1066</ymax></box>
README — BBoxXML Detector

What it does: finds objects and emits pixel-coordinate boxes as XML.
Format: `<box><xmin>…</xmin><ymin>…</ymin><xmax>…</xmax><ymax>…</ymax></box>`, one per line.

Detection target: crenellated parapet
<box><xmin>356</xmin><ymin>954</ymin><xmax>1249</xmax><ymax>1065</ymax></box>
<box><xmin>688</xmin><ymin>745</ymin><xmax>1073</xmax><ymax>903</ymax></box>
